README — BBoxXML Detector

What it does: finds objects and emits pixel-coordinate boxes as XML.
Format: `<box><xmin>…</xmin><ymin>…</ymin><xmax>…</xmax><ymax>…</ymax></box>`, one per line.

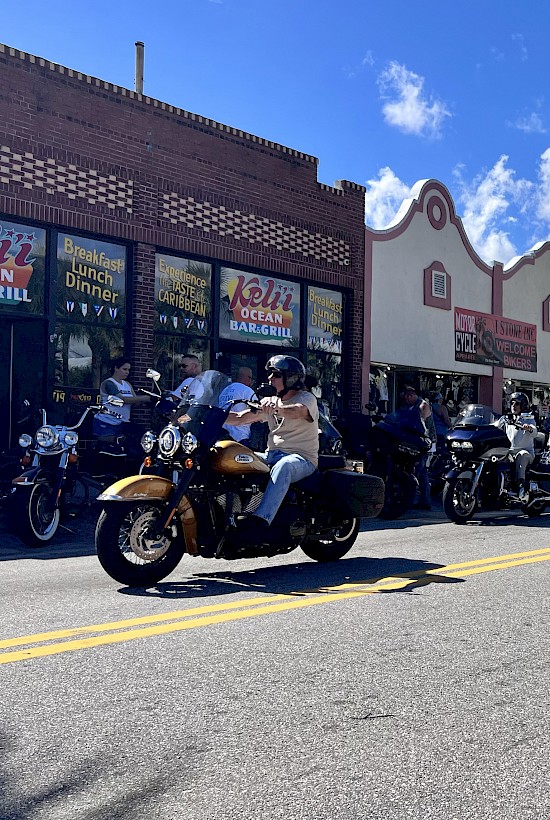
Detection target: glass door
<box><xmin>0</xmin><ymin>320</ymin><xmax>45</xmax><ymax>450</ymax></box>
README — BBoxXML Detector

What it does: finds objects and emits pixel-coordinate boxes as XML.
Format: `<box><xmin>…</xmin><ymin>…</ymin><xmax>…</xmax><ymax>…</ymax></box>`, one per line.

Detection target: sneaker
<box><xmin>518</xmin><ymin>485</ymin><xmax>528</xmax><ymax>502</ymax></box>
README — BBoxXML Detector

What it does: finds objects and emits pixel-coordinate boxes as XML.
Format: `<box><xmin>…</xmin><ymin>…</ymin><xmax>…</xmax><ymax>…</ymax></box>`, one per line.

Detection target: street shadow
<box><xmin>0</xmin><ymin>510</ymin><xmax>97</xmax><ymax>561</ymax></box>
<box><xmin>119</xmin><ymin>555</ymin><xmax>465</xmax><ymax>600</ymax></box>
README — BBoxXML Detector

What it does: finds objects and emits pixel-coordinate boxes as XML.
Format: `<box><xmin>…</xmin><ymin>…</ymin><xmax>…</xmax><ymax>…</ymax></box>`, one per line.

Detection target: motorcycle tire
<box><xmin>16</xmin><ymin>482</ymin><xmax>61</xmax><ymax>547</ymax></box>
<box><xmin>96</xmin><ymin>502</ymin><xmax>186</xmax><ymax>586</ymax></box>
<box><xmin>379</xmin><ymin>471</ymin><xmax>417</xmax><ymax>519</ymax></box>
<box><xmin>442</xmin><ymin>474</ymin><xmax>476</xmax><ymax>523</ymax></box>
<box><xmin>300</xmin><ymin>517</ymin><xmax>359</xmax><ymax>562</ymax></box>
<box><xmin>521</xmin><ymin>500</ymin><xmax>546</xmax><ymax>517</ymax></box>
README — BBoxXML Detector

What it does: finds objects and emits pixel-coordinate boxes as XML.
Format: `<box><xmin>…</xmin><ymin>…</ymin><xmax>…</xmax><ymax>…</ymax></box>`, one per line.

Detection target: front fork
<box><xmin>467</xmin><ymin>462</ymin><xmax>484</xmax><ymax>498</ymax></box>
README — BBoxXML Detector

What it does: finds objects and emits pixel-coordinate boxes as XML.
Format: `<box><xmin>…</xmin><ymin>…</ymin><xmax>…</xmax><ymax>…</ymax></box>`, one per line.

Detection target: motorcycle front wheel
<box><xmin>442</xmin><ymin>474</ymin><xmax>476</xmax><ymax>523</ymax></box>
<box><xmin>95</xmin><ymin>503</ymin><xmax>186</xmax><ymax>586</ymax></box>
<box><xmin>300</xmin><ymin>517</ymin><xmax>359</xmax><ymax>562</ymax></box>
<box><xmin>16</xmin><ymin>482</ymin><xmax>61</xmax><ymax>547</ymax></box>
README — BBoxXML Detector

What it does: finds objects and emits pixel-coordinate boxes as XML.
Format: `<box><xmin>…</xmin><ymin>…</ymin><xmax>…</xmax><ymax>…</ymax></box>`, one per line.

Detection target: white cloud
<box><xmin>362</xmin><ymin>51</ymin><xmax>375</xmax><ymax>67</ymax></box>
<box><xmin>535</xmin><ymin>148</ymin><xmax>550</xmax><ymax>223</ymax></box>
<box><xmin>364</xmin><ymin>167</ymin><xmax>413</xmax><ymax>229</ymax></box>
<box><xmin>508</xmin><ymin>112</ymin><xmax>546</xmax><ymax>134</ymax></box>
<box><xmin>377</xmin><ymin>61</ymin><xmax>451</xmax><ymax>139</ymax></box>
<box><xmin>512</xmin><ymin>33</ymin><xmax>528</xmax><ymax>62</ymax></box>
<box><xmin>453</xmin><ymin>156</ymin><xmax>533</xmax><ymax>263</ymax></box>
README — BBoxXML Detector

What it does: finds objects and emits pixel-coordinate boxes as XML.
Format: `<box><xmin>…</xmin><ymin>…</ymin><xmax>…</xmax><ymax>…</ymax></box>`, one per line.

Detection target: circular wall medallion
<box><xmin>427</xmin><ymin>196</ymin><xmax>447</xmax><ymax>230</ymax></box>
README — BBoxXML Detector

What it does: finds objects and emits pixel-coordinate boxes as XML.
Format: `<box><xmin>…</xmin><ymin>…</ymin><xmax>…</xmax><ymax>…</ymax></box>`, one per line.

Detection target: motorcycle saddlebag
<box><xmin>322</xmin><ymin>469</ymin><xmax>385</xmax><ymax>519</ymax></box>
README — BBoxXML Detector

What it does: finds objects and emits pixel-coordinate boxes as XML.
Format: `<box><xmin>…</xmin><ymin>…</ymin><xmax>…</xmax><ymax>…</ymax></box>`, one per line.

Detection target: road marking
<box><xmin>2</xmin><ymin>546</ymin><xmax>550</xmax><ymax>665</ymax></box>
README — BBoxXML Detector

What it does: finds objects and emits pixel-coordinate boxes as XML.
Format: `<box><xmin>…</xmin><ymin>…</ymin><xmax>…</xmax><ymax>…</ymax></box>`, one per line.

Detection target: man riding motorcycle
<box><xmin>226</xmin><ymin>355</ymin><xmax>318</xmax><ymax>534</ymax></box>
<box><xmin>496</xmin><ymin>391</ymin><xmax>537</xmax><ymax>500</ymax></box>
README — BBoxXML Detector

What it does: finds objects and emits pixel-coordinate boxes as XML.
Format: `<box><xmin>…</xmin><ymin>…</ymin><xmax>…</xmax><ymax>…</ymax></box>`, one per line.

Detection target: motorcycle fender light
<box><xmin>68</xmin><ymin>453</ymin><xmax>79</xmax><ymax>464</ymax></box>
<box><xmin>143</xmin><ymin>456</ymin><xmax>152</xmax><ymax>468</ymax></box>
<box><xmin>184</xmin><ymin>458</ymin><xmax>194</xmax><ymax>470</ymax></box>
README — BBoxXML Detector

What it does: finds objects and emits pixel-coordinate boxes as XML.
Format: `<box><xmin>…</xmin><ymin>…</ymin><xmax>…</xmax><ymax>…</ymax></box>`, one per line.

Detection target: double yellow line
<box><xmin>2</xmin><ymin>546</ymin><xmax>550</xmax><ymax>666</ymax></box>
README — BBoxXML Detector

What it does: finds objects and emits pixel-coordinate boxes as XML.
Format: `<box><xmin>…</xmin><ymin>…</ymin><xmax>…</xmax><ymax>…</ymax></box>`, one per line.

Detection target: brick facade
<box><xmin>0</xmin><ymin>43</ymin><xmax>366</xmax><ymax>413</ymax></box>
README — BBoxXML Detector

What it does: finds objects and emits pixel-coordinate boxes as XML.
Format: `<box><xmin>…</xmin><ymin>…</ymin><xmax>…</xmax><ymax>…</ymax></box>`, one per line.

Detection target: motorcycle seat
<box><xmin>318</xmin><ymin>454</ymin><xmax>347</xmax><ymax>471</ymax></box>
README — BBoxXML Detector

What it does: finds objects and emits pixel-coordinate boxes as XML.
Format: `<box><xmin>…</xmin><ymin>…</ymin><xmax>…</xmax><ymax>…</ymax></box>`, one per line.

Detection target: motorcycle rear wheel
<box><xmin>379</xmin><ymin>471</ymin><xmax>417</xmax><ymax>519</ymax></box>
<box><xmin>17</xmin><ymin>482</ymin><xmax>61</xmax><ymax>547</ymax></box>
<box><xmin>300</xmin><ymin>517</ymin><xmax>359</xmax><ymax>562</ymax></box>
<box><xmin>96</xmin><ymin>503</ymin><xmax>186</xmax><ymax>586</ymax></box>
<box><xmin>442</xmin><ymin>475</ymin><xmax>476</xmax><ymax>523</ymax></box>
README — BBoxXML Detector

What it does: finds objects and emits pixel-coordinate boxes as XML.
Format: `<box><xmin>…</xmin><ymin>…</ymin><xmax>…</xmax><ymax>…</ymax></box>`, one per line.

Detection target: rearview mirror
<box><xmin>146</xmin><ymin>368</ymin><xmax>161</xmax><ymax>382</ymax></box>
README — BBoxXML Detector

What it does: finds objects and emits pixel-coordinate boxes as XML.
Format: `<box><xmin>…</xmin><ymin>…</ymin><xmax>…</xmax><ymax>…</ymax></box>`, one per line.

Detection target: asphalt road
<box><xmin>1</xmin><ymin>502</ymin><xmax>549</xmax><ymax>820</ymax></box>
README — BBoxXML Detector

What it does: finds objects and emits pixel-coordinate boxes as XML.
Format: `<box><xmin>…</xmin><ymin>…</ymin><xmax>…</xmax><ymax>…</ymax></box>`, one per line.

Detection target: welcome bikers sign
<box><xmin>454</xmin><ymin>307</ymin><xmax>537</xmax><ymax>372</ymax></box>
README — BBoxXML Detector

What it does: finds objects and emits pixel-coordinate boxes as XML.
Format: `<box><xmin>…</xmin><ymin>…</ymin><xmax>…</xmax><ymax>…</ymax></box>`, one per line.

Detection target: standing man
<box><xmin>399</xmin><ymin>385</ymin><xmax>433</xmax><ymax>511</ymax></box>
<box><xmin>218</xmin><ymin>366</ymin><xmax>257</xmax><ymax>448</ymax></box>
<box><xmin>172</xmin><ymin>354</ymin><xmax>204</xmax><ymax>404</ymax></box>
<box><xmin>226</xmin><ymin>355</ymin><xmax>318</xmax><ymax>532</ymax></box>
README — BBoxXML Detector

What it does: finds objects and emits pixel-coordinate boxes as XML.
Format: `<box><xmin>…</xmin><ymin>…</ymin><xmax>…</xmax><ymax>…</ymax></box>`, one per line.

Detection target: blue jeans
<box><xmin>254</xmin><ymin>449</ymin><xmax>316</xmax><ymax>524</ymax></box>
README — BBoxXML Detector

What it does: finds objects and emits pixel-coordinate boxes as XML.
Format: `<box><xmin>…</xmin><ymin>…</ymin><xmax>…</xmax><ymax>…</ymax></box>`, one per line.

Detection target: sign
<box><xmin>219</xmin><ymin>268</ymin><xmax>300</xmax><ymax>345</ymax></box>
<box><xmin>307</xmin><ymin>285</ymin><xmax>343</xmax><ymax>353</ymax></box>
<box><xmin>57</xmin><ymin>234</ymin><xmax>126</xmax><ymax>326</ymax></box>
<box><xmin>154</xmin><ymin>254</ymin><xmax>211</xmax><ymax>334</ymax></box>
<box><xmin>454</xmin><ymin>307</ymin><xmax>537</xmax><ymax>371</ymax></box>
<box><xmin>0</xmin><ymin>220</ymin><xmax>46</xmax><ymax>316</ymax></box>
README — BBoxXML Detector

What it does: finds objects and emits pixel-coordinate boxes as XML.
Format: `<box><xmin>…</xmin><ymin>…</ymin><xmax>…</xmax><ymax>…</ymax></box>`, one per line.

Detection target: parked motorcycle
<box><xmin>12</xmin><ymin>398</ymin><xmax>124</xmax><ymax>546</ymax></box>
<box><xmin>442</xmin><ymin>404</ymin><xmax>550</xmax><ymax>523</ymax></box>
<box><xmin>367</xmin><ymin>414</ymin><xmax>431</xmax><ymax>519</ymax></box>
<box><xmin>95</xmin><ymin>394</ymin><xmax>385</xmax><ymax>587</ymax></box>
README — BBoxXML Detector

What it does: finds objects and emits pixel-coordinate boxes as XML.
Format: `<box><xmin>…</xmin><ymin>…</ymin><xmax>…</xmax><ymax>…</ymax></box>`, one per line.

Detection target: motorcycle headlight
<box><xmin>141</xmin><ymin>431</ymin><xmax>157</xmax><ymax>454</ymax></box>
<box><xmin>63</xmin><ymin>431</ymin><xmax>79</xmax><ymax>447</ymax></box>
<box><xmin>35</xmin><ymin>426</ymin><xmax>59</xmax><ymax>449</ymax></box>
<box><xmin>451</xmin><ymin>441</ymin><xmax>473</xmax><ymax>450</ymax></box>
<box><xmin>158</xmin><ymin>425</ymin><xmax>181</xmax><ymax>457</ymax></box>
<box><xmin>19</xmin><ymin>433</ymin><xmax>33</xmax><ymax>448</ymax></box>
<box><xmin>181</xmin><ymin>432</ymin><xmax>198</xmax><ymax>454</ymax></box>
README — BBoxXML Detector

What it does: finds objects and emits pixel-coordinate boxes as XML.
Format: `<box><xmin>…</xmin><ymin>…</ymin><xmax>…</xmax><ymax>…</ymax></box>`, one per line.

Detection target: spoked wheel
<box><xmin>17</xmin><ymin>482</ymin><xmax>61</xmax><ymax>547</ymax></box>
<box><xmin>442</xmin><ymin>474</ymin><xmax>476</xmax><ymax>523</ymax></box>
<box><xmin>300</xmin><ymin>517</ymin><xmax>359</xmax><ymax>562</ymax></box>
<box><xmin>95</xmin><ymin>503</ymin><xmax>186</xmax><ymax>586</ymax></box>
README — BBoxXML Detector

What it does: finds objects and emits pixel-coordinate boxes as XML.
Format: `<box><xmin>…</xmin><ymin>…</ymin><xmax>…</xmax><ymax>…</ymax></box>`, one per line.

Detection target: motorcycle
<box><xmin>12</xmin><ymin>398</ymin><xmax>124</xmax><ymax>546</ymax></box>
<box><xmin>95</xmin><ymin>394</ymin><xmax>386</xmax><ymax>587</ymax></box>
<box><xmin>367</xmin><ymin>413</ymin><xmax>431</xmax><ymax>519</ymax></box>
<box><xmin>442</xmin><ymin>404</ymin><xmax>550</xmax><ymax>523</ymax></box>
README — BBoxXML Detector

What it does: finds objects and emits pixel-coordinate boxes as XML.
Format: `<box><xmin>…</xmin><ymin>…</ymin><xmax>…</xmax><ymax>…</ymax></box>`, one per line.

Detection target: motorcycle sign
<box><xmin>454</xmin><ymin>307</ymin><xmax>537</xmax><ymax>372</ymax></box>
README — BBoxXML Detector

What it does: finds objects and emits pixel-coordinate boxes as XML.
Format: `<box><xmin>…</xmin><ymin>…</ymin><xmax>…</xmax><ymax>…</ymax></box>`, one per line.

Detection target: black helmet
<box><xmin>510</xmin><ymin>392</ymin><xmax>529</xmax><ymax>413</ymax></box>
<box><xmin>266</xmin><ymin>355</ymin><xmax>306</xmax><ymax>396</ymax></box>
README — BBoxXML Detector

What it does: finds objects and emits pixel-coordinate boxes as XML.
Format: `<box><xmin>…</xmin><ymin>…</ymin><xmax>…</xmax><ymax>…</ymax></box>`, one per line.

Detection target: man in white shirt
<box><xmin>172</xmin><ymin>355</ymin><xmax>204</xmax><ymax>404</ymax></box>
<box><xmin>218</xmin><ymin>367</ymin><xmax>257</xmax><ymax>447</ymax></box>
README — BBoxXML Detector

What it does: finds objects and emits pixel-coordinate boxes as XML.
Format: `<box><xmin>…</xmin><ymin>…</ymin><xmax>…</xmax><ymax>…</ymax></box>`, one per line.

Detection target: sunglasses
<box><xmin>267</xmin><ymin>368</ymin><xmax>283</xmax><ymax>378</ymax></box>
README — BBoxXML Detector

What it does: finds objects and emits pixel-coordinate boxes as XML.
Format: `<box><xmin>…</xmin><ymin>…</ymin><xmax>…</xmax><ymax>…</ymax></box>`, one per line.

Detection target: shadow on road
<box><xmin>119</xmin><ymin>555</ymin><xmax>465</xmax><ymax>601</ymax></box>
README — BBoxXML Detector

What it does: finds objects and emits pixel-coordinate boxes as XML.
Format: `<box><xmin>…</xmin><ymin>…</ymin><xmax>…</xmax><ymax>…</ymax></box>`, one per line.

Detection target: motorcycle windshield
<box><xmin>454</xmin><ymin>404</ymin><xmax>497</xmax><ymax>427</ymax></box>
<box><xmin>176</xmin><ymin>403</ymin><xmax>228</xmax><ymax>449</ymax></box>
<box><xmin>178</xmin><ymin>370</ymin><xmax>232</xmax><ymax>408</ymax></box>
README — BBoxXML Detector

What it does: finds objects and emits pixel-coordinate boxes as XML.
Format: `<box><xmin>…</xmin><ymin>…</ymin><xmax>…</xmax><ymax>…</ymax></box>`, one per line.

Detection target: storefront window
<box><xmin>0</xmin><ymin>219</ymin><xmax>47</xmax><ymax>317</ymax></box>
<box><xmin>152</xmin><ymin>336</ymin><xmax>210</xmax><ymax>393</ymax></box>
<box><xmin>306</xmin><ymin>352</ymin><xmax>343</xmax><ymax>419</ymax></box>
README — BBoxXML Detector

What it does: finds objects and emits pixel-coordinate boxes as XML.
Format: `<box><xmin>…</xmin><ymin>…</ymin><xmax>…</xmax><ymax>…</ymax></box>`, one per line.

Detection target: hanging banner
<box><xmin>306</xmin><ymin>285</ymin><xmax>343</xmax><ymax>353</ymax></box>
<box><xmin>57</xmin><ymin>233</ymin><xmax>126</xmax><ymax>326</ymax></box>
<box><xmin>0</xmin><ymin>220</ymin><xmax>46</xmax><ymax>316</ymax></box>
<box><xmin>454</xmin><ymin>307</ymin><xmax>537</xmax><ymax>371</ymax></box>
<box><xmin>219</xmin><ymin>268</ymin><xmax>300</xmax><ymax>346</ymax></box>
<box><xmin>154</xmin><ymin>254</ymin><xmax>211</xmax><ymax>335</ymax></box>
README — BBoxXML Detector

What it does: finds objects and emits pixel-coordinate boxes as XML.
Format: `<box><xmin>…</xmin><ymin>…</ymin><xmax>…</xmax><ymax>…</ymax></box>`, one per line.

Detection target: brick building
<box><xmin>0</xmin><ymin>43</ymin><xmax>366</xmax><ymax>449</ymax></box>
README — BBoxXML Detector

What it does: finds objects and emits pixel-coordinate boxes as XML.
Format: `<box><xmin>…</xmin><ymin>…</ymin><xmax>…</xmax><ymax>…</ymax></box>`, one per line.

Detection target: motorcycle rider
<box><xmin>399</xmin><ymin>386</ymin><xmax>434</xmax><ymax>511</ymax></box>
<box><xmin>496</xmin><ymin>392</ymin><xmax>537</xmax><ymax>500</ymax></box>
<box><xmin>226</xmin><ymin>355</ymin><xmax>319</xmax><ymax>533</ymax></box>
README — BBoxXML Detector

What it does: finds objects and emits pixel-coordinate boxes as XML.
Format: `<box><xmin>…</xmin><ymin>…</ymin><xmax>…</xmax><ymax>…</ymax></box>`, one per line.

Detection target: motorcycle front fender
<box><xmin>444</xmin><ymin>465</ymin><xmax>474</xmax><ymax>482</ymax></box>
<box><xmin>12</xmin><ymin>466</ymin><xmax>49</xmax><ymax>488</ymax></box>
<box><xmin>97</xmin><ymin>474</ymin><xmax>199</xmax><ymax>556</ymax></box>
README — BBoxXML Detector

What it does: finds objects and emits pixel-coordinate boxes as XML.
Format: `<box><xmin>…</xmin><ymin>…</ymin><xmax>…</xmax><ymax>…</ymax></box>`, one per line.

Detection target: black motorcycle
<box><xmin>442</xmin><ymin>404</ymin><xmax>550</xmax><ymax>523</ymax></box>
<box><xmin>95</xmin><ymin>395</ymin><xmax>385</xmax><ymax>587</ymax></box>
<box><xmin>363</xmin><ymin>413</ymin><xmax>431</xmax><ymax>519</ymax></box>
<box><xmin>12</xmin><ymin>399</ymin><xmax>124</xmax><ymax>546</ymax></box>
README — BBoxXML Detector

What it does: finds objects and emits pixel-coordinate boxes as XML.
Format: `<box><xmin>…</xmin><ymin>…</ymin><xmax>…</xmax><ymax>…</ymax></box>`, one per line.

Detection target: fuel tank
<box><xmin>210</xmin><ymin>440</ymin><xmax>270</xmax><ymax>474</ymax></box>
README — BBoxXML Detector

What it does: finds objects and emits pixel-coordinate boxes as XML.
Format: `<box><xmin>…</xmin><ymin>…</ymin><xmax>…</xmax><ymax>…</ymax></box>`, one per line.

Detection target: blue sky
<box><xmin>7</xmin><ymin>0</ymin><xmax>550</xmax><ymax>265</ymax></box>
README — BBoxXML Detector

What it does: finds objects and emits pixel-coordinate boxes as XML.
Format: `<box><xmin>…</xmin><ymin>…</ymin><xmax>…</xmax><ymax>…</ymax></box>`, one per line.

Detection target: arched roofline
<box><xmin>503</xmin><ymin>240</ymin><xmax>550</xmax><ymax>278</ymax></box>
<box><xmin>365</xmin><ymin>179</ymin><xmax>494</xmax><ymax>277</ymax></box>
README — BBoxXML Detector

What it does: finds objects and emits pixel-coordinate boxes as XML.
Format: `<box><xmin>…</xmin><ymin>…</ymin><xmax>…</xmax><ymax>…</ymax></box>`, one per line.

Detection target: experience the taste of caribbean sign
<box><xmin>219</xmin><ymin>268</ymin><xmax>300</xmax><ymax>345</ymax></box>
<box><xmin>57</xmin><ymin>233</ymin><xmax>126</xmax><ymax>326</ymax></box>
<box><xmin>154</xmin><ymin>254</ymin><xmax>211</xmax><ymax>334</ymax></box>
<box><xmin>0</xmin><ymin>219</ymin><xmax>46</xmax><ymax>316</ymax></box>
<box><xmin>454</xmin><ymin>307</ymin><xmax>537</xmax><ymax>372</ymax></box>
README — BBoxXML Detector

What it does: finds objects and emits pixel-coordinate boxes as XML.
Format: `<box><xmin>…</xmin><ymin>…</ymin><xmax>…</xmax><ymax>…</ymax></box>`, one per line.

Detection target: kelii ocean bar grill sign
<box><xmin>219</xmin><ymin>268</ymin><xmax>300</xmax><ymax>345</ymax></box>
<box><xmin>307</xmin><ymin>285</ymin><xmax>343</xmax><ymax>353</ymax></box>
<box><xmin>454</xmin><ymin>307</ymin><xmax>537</xmax><ymax>372</ymax></box>
<box><xmin>0</xmin><ymin>220</ymin><xmax>46</xmax><ymax>315</ymax></box>
<box><xmin>154</xmin><ymin>254</ymin><xmax>211</xmax><ymax>334</ymax></box>
<box><xmin>56</xmin><ymin>234</ymin><xmax>126</xmax><ymax>325</ymax></box>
